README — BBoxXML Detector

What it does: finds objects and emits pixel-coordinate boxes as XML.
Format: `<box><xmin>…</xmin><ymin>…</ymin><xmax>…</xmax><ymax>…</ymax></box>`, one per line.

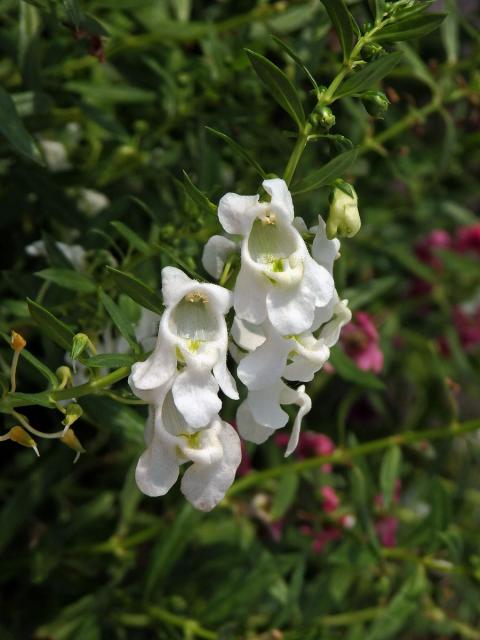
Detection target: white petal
<box><xmin>293</xmin><ymin>217</ymin><xmax>308</xmax><ymax>234</ymax></box>
<box><xmin>247</xmin><ymin>385</ymin><xmax>289</xmax><ymax>429</ymax></box>
<box><xmin>237</xmin><ymin>329</ymin><xmax>289</xmax><ymax>391</ymax></box>
<box><xmin>263</xmin><ymin>178</ymin><xmax>294</xmax><ymax>222</ymax></box>
<box><xmin>280</xmin><ymin>384</ymin><xmax>312</xmax><ymax>457</ymax></box>
<box><xmin>181</xmin><ymin>422</ymin><xmax>241</xmax><ymax>511</ymax></box>
<box><xmin>129</xmin><ymin>336</ymin><xmax>176</xmax><ymax>395</ymax></box>
<box><xmin>172</xmin><ymin>369</ymin><xmax>221</xmax><ymax>428</ymax></box>
<box><xmin>135</xmin><ymin>309</ymin><xmax>160</xmax><ymax>349</ymax></box>
<box><xmin>312</xmin><ymin>215</ymin><xmax>340</xmax><ymax>273</ymax></box>
<box><xmin>283</xmin><ymin>355</ymin><xmax>323</xmax><ymax>382</ymax></box>
<box><xmin>234</xmin><ymin>263</ymin><xmax>268</xmax><ymax>325</ymax></box>
<box><xmin>311</xmin><ymin>295</ymin><xmax>336</xmax><ymax>332</ymax></box>
<box><xmin>320</xmin><ymin>298</ymin><xmax>352</xmax><ymax>347</ymax></box>
<box><xmin>197</xmin><ymin>282</ymin><xmax>233</xmax><ymax>316</ymax></box>
<box><xmin>213</xmin><ymin>356</ymin><xmax>239</xmax><ymax>399</ymax></box>
<box><xmin>162</xmin><ymin>266</ymin><xmax>193</xmax><ymax>306</ymax></box>
<box><xmin>135</xmin><ymin>429</ymin><xmax>179</xmax><ymax>497</ymax></box>
<box><xmin>266</xmin><ymin>281</ymin><xmax>316</xmax><ymax>335</ymax></box>
<box><xmin>202</xmin><ymin>235</ymin><xmax>237</xmax><ymax>280</ymax></box>
<box><xmin>236</xmin><ymin>400</ymin><xmax>276</xmax><ymax>444</ymax></box>
<box><xmin>231</xmin><ymin>317</ymin><xmax>265</xmax><ymax>352</ymax></box>
<box><xmin>302</xmin><ymin>254</ymin><xmax>335</xmax><ymax>307</ymax></box>
<box><xmin>218</xmin><ymin>193</ymin><xmax>259</xmax><ymax>235</ymax></box>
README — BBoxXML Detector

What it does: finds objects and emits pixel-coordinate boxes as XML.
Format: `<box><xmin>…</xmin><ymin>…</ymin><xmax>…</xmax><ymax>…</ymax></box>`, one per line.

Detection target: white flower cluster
<box><xmin>130</xmin><ymin>179</ymin><xmax>353</xmax><ymax>511</ymax></box>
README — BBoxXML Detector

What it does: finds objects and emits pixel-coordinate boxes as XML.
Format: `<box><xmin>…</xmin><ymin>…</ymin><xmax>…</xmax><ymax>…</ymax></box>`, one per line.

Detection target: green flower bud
<box><xmin>362</xmin><ymin>91</ymin><xmax>390</xmax><ymax>119</ymax></box>
<box><xmin>70</xmin><ymin>333</ymin><xmax>94</xmax><ymax>360</ymax></box>
<box><xmin>312</xmin><ymin>104</ymin><xmax>336</xmax><ymax>131</ymax></box>
<box><xmin>62</xmin><ymin>403</ymin><xmax>83</xmax><ymax>429</ymax></box>
<box><xmin>362</xmin><ymin>42</ymin><xmax>385</xmax><ymax>61</ymax></box>
<box><xmin>326</xmin><ymin>183</ymin><xmax>361</xmax><ymax>239</ymax></box>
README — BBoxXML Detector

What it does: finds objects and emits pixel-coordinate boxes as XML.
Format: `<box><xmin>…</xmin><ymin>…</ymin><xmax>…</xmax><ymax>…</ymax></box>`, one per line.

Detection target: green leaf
<box><xmin>293</xmin><ymin>148</ymin><xmax>358</xmax><ymax>194</ymax></box>
<box><xmin>334</xmin><ymin>52</ymin><xmax>403</xmax><ymax>99</ymax></box>
<box><xmin>320</xmin><ymin>0</ymin><xmax>354</xmax><ymax>62</ymax></box>
<box><xmin>110</xmin><ymin>221</ymin><xmax>150</xmax><ymax>255</ymax></box>
<box><xmin>369</xmin><ymin>0</ymin><xmax>386</xmax><ymax>23</ymax></box>
<box><xmin>27</xmin><ymin>298</ymin><xmax>75</xmax><ymax>350</ymax></box>
<box><xmin>270</xmin><ymin>473</ymin><xmax>299</xmax><ymax>520</ymax></box>
<box><xmin>82</xmin><ymin>353</ymin><xmax>136</xmax><ymax>368</ymax></box>
<box><xmin>106</xmin><ymin>266</ymin><xmax>163</xmax><ymax>314</ymax></box>
<box><xmin>330</xmin><ymin>346</ymin><xmax>385</xmax><ymax>390</ymax></box>
<box><xmin>205</xmin><ymin>127</ymin><xmax>267</xmax><ymax>178</ymax></box>
<box><xmin>379</xmin><ymin>445</ymin><xmax>402</xmax><ymax>509</ymax></box>
<box><xmin>62</xmin><ymin>0</ymin><xmax>83</xmax><ymax>29</ymax></box>
<box><xmin>182</xmin><ymin>171</ymin><xmax>217</xmax><ymax>215</ymax></box>
<box><xmin>35</xmin><ymin>268</ymin><xmax>96</xmax><ymax>293</ymax></box>
<box><xmin>373</xmin><ymin>14</ymin><xmax>446</xmax><ymax>43</ymax></box>
<box><xmin>0</xmin><ymin>85</ymin><xmax>42</xmax><ymax>164</ymax></box>
<box><xmin>99</xmin><ymin>288</ymin><xmax>138</xmax><ymax>350</ymax></box>
<box><xmin>271</xmin><ymin>35</ymin><xmax>319</xmax><ymax>94</ymax></box>
<box><xmin>245</xmin><ymin>49</ymin><xmax>305</xmax><ymax>131</ymax></box>
<box><xmin>441</xmin><ymin>0</ymin><xmax>459</xmax><ymax>63</ymax></box>
<box><xmin>40</xmin><ymin>232</ymin><xmax>76</xmax><ymax>269</ymax></box>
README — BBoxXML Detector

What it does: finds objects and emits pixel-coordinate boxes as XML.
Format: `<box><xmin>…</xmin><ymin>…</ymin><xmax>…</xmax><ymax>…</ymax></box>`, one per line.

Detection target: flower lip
<box><xmin>169</xmin><ymin>292</ymin><xmax>219</xmax><ymax>343</ymax></box>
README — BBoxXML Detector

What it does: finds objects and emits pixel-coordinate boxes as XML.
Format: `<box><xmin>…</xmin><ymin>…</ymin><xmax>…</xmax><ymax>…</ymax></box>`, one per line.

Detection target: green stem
<box><xmin>283</xmin><ymin>129</ymin><xmax>310</xmax><ymax>186</ymax></box>
<box><xmin>147</xmin><ymin>606</ymin><xmax>217</xmax><ymax>640</ymax></box>
<box><xmin>228</xmin><ymin>419</ymin><xmax>480</xmax><ymax>496</ymax></box>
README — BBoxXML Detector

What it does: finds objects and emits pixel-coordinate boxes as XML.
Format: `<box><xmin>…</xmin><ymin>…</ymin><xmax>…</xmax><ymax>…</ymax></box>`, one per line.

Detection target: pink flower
<box><xmin>374</xmin><ymin>479</ymin><xmax>402</xmax><ymax>509</ymax></box>
<box><xmin>269</xmin><ymin>519</ymin><xmax>284</xmax><ymax>543</ymax></box>
<box><xmin>275</xmin><ymin>431</ymin><xmax>335</xmax><ymax>471</ymax></box>
<box><xmin>312</xmin><ymin>528</ymin><xmax>342</xmax><ymax>553</ymax></box>
<box><xmin>453</xmin><ymin>306</ymin><xmax>480</xmax><ymax>352</ymax></box>
<box><xmin>454</xmin><ymin>224</ymin><xmax>480</xmax><ymax>254</ymax></box>
<box><xmin>375</xmin><ymin>516</ymin><xmax>398</xmax><ymax>548</ymax></box>
<box><xmin>341</xmin><ymin>312</ymin><xmax>384</xmax><ymax>373</ymax></box>
<box><xmin>415</xmin><ymin>229</ymin><xmax>452</xmax><ymax>271</ymax></box>
<box><xmin>320</xmin><ymin>486</ymin><xmax>340</xmax><ymax>513</ymax></box>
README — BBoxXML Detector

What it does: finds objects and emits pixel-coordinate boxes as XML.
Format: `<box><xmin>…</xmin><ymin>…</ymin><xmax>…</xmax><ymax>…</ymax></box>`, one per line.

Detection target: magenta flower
<box><xmin>341</xmin><ymin>312</ymin><xmax>384</xmax><ymax>373</ymax></box>
<box><xmin>415</xmin><ymin>229</ymin><xmax>452</xmax><ymax>271</ymax></box>
<box><xmin>320</xmin><ymin>486</ymin><xmax>340</xmax><ymax>513</ymax></box>
<box><xmin>375</xmin><ymin>516</ymin><xmax>398</xmax><ymax>548</ymax></box>
<box><xmin>275</xmin><ymin>431</ymin><xmax>335</xmax><ymax>471</ymax></box>
<box><xmin>454</xmin><ymin>223</ymin><xmax>480</xmax><ymax>254</ymax></box>
<box><xmin>453</xmin><ymin>306</ymin><xmax>480</xmax><ymax>352</ymax></box>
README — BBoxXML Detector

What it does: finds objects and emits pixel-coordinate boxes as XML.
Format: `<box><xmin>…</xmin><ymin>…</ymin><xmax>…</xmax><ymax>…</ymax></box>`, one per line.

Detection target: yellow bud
<box><xmin>62</xmin><ymin>403</ymin><xmax>83</xmax><ymax>428</ymax></box>
<box><xmin>11</xmin><ymin>330</ymin><xmax>27</xmax><ymax>352</ymax></box>
<box><xmin>8</xmin><ymin>426</ymin><xmax>39</xmax><ymax>456</ymax></box>
<box><xmin>56</xmin><ymin>366</ymin><xmax>73</xmax><ymax>388</ymax></box>
<box><xmin>61</xmin><ymin>429</ymin><xmax>86</xmax><ymax>454</ymax></box>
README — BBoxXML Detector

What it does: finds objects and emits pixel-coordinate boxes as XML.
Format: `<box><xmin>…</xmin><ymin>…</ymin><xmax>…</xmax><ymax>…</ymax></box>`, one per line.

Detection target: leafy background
<box><xmin>0</xmin><ymin>0</ymin><xmax>480</xmax><ymax>638</ymax></box>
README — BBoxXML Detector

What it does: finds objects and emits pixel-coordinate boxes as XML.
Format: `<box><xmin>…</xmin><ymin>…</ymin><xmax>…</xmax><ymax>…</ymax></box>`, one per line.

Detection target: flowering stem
<box><xmin>283</xmin><ymin>129</ymin><xmax>310</xmax><ymax>186</ymax></box>
<box><xmin>10</xmin><ymin>350</ymin><xmax>20</xmax><ymax>393</ymax></box>
<box><xmin>228</xmin><ymin>419</ymin><xmax>480</xmax><ymax>496</ymax></box>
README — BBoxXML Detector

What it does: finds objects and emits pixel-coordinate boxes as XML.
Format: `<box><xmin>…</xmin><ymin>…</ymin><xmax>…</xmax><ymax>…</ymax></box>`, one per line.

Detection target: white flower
<box><xmin>26</xmin><ymin>240</ymin><xmax>87</xmax><ymax>271</ymax></box>
<box><xmin>77</xmin><ymin>188</ymin><xmax>110</xmax><ymax>217</ymax></box>
<box><xmin>136</xmin><ymin>389</ymin><xmax>241</xmax><ymax>511</ymax></box>
<box><xmin>129</xmin><ymin>267</ymin><xmax>238</xmax><ymax>428</ymax></box>
<box><xmin>216</xmin><ymin>178</ymin><xmax>334</xmax><ymax>335</ymax></box>
<box><xmin>202</xmin><ymin>235</ymin><xmax>237</xmax><ymax>280</ymax></box>
<box><xmin>326</xmin><ymin>185</ymin><xmax>361</xmax><ymax>239</ymax></box>
<box><xmin>237</xmin><ymin>382</ymin><xmax>311</xmax><ymax>457</ymax></box>
<box><xmin>38</xmin><ymin>139</ymin><xmax>71</xmax><ymax>172</ymax></box>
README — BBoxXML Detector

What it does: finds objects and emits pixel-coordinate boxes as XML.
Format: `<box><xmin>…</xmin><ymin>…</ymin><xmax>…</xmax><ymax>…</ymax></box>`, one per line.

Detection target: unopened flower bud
<box><xmin>56</xmin><ymin>366</ymin><xmax>73</xmax><ymax>388</ymax></box>
<box><xmin>362</xmin><ymin>42</ymin><xmax>385</xmax><ymax>61</ymax></box>
<box><xmin>8</xmin><ymin>426</ymin><xmax>39</xmax><ymax>456</ymax></box>
<box><xmin>11</xmin><ymin>330</ymin><xmax>26</xmax><ymax>352</ymax></box>
<box><xmin>62</xmin><ymin>403</ymin><xmax>83</xmax><ymax>429</ymax></box>
<box><xmin>362</xmin><ymin>91</ymin><xmax>390</xmax><ymax>119</ymax></box>
<box><xmin>70</xmin><ymin>333</ymin><xmax>94</xmax><ymax>360</ymax></box>
<box><xmin>312</xmin><ymin>105</ymin><xmax>336</xmax><ymax>130</ymax></box>
<box><xmin>61</xmin><ymin>428</ymin><xmax>86</xmax><ymax>453</ymax></box>
<box><xmin>326</xmin><ymin>183</ymin><xmax>361</xmax><ymax>239</ymax></box>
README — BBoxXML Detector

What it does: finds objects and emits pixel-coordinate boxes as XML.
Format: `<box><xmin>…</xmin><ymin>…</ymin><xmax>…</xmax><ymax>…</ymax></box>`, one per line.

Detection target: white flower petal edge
<box><xmin>129</xmin><ymin>266</ymin><xmax>238</xmax><ymax>428</ymax></box>
<box><xmin>202</xmin><ymin>235</ymin><xmax>237</xmax><ymax>280</ymax></box>
<box><xmin>218</xmin><ymin>179</ymin><xmax>335</xmax><ymax>335</ymax></box>
<box><xmin>236</xmin><ymin>381</ymin><xmax>311</xmax><ymax>456</ymax></box>
<box><xmin>136</xmin><ymin>389</ymin><xmax>241</xmax><ymax>511</ymax></box>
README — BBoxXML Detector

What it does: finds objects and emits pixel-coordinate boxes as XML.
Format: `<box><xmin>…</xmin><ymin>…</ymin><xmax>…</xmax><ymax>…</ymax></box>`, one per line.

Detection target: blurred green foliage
<box><xmin>1</xmin><ymin>0</ymin><xmax>480</xmax><ymax>638</ymax></box>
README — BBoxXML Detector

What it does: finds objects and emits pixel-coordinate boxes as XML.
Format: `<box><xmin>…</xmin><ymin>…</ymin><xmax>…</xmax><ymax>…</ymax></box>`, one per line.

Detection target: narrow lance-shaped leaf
<box><xmin>99</xmin><ymin>288</ymin><xmax>138</xmax><ymax>351</ymax></box>
<box><xmin>372</xmin><ymin>14</ymin><xmax>446</xmax><ymax>43</ymax></box>
<box><xmin>27</xmin><ymin>298</ymin><xmax>75</xmax><ymax>350</ymax></box>
<box><xmin>110</xmin><ymin>221</ymin><xmax>150</xmax><ymax>255</ymax></box>
<box><xmin>205</xmin><ymin>127</ymin><xmax>267</xmax><ymax>178</ymax></box>
<box><xmin>293</xmin><ymin>148</ymin><xmax>358</xmax><ymax>195</ymax></box>
<box><xmin>380</xmin><ymin>445</ymin><xmax>402</xmax><ymax>508</ymax></box>
<box><xmin>320</xmin><ymin>0</ymin><xmax>354</xmax><ymax>62</ymax></box>
<box><xmin>245</xmin><ymin>49</ymin><xmax>305</xmax><ymax>131</ymax></box>
<box><xmin>106</xmin><ymin>266</ymin><xmax>163</xmax><ymax>314</ymax></box>
<box><xmin>334</xmin><ymin>52</ymin><xmax>403</xmax><ymax>99</ymax></box>
<box><xmin>35</xmin><ymin>268</ymin><xmax>97</xmax><ymax>293</ymax></box>
<box><xmin>271</xmin><ymin>35</ymin><xmax>319</xmax><ymax>95</ymax></box>
<box><xmin>0</xmin><ymin>86</ymin><xmax>43</xmax><ymax>164</ymax></box>
<box><xmin>182</xmin><ymin>171</ymin><xmax>217</xmax><ymax>215</ymax></box>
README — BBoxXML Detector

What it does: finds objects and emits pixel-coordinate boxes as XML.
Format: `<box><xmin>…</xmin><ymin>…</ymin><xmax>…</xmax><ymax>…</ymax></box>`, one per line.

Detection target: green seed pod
<box><xmin>362</xmin><ymin>91</ymin><xmax>390</xmax><ymax>119</ymax></box>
